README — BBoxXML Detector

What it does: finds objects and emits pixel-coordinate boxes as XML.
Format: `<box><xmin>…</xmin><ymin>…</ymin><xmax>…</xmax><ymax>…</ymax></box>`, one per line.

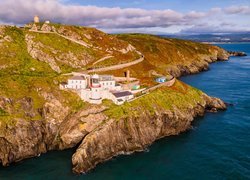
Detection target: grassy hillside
<box><xmin>104</xmin><ymin>34</ymin><xmax>227</xmax><ymax>85</ymax></box>
<box><xmin>25</xmin><ymin>23</ymin><xmax>139</xmax><ymax>72</ymax></box>
<box><xmin>0</xmin><ymin>24</ymin><xmax>141</xmax><ymax>125</ymax></box>
<box><xmin>0</xmin><ymin>24</ymin><xmax>227</xmax><ymax>124</ymax></box>
<box><xmin>104</xmin><ymin>80</ymin><xmax>204</xmax><ymax>119</ymax></box>
<box><xmin>0</xmin><ymin>26</ymin><xmax>85</xmax><ymax>124</ymax></box>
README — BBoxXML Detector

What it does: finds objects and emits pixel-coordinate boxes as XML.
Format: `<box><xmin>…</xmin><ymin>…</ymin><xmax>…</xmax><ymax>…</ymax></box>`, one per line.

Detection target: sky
<box><xmin>0</xmin><ymin>0</ymin><xmax>249</xmax><ymax>34</ymax></box>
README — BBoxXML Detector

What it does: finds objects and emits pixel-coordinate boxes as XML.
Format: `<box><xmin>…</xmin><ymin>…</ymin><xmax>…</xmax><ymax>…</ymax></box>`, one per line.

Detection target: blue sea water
<box><xmin>0</xmin><ymin>43</ymin><xmax>250</xmax><ymax>180</ymax></box>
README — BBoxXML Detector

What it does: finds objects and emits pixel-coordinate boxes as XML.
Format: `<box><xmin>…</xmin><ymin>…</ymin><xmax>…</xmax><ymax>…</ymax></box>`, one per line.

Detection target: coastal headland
<box><xmin>0</xmin><ymin>22</ymin><xmax>238</xmax><ymax>174</ymax></box>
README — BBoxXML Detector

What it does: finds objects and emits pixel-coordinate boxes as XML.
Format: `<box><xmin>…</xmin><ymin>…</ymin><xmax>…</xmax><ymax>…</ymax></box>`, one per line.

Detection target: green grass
<box><xmin>104</xmin><ymin>80</ymin><xmax>204</xmax><ymax>119</ymax></box>
<box><xmin>0</xmin><ymin>108</ymin><xmax>8</xmax><ymax>116</ymax></box>
<box><xmin>109</xmin><ymin>33</ymin><xmax>225</xmax><ymax>86</ymax></box>
<box><xmin>0</xmin><ymin>27</ymin><xmax>89</xmax><ymax>124</ymax></box>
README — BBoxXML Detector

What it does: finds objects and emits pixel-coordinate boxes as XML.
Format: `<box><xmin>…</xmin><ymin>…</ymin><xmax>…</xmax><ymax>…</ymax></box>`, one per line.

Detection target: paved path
<box><xmin>56</xmin><ymin>33</ymin><xmax>90</xmax><ymax>48</ymax></box>
<box><xmin>142</xmin><ymin>77</ymin><xmax>176</xmax><ymax>94</ymax></box>
<box><xmin>128</xmin><ymin>78</ymin><xmax>176</xmax><ymax>102</ymax></box>
<box><xmin>29</xmin><ymin>30</ymin><xmax>90</xmax><ymax>48</ymax></box>
<box><xmin>87</xmin><ymin>55</ymin><xmax>144</xmax><ymax>73</ymax></box>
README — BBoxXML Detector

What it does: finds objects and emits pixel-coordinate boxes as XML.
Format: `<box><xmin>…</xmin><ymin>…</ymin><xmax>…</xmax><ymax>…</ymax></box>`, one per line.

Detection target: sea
<box><xmin>0</xmin><ymin>43</ymin><xmax>249</xmax><ymax>180</ymax></box>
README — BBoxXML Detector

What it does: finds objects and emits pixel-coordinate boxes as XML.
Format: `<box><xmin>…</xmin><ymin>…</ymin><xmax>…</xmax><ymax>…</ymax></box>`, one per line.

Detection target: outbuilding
<box><xmin>111</xmin><ymin>91</ymin><xmax>134</xmax><ymax>105</ymax></box>
<box><xmin>155</xmin><ymin>76</ymin><xmax>167</xmax><ymax>83</ymax></box>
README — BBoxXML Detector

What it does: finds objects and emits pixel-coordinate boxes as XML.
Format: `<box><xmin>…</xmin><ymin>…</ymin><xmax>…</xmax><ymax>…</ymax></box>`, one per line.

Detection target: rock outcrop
<box><xmin>0</xmin><ymin>87</ymin><xmax>226</xmax><ymax>174</ymax></box>
<box><xmin>0</xmin><ymin>97</ymin><xmax>107</xmax><ymax>166</ymax></box>
<box><xmin>164</xmin><ymin>47</ymin><xmax>230</xmax><ymax>77</ymax></box>
<box><xmin>25</xmin><ymin>33</ymin><xmax>94</xmax><ymax>73</ymax></box>
<box><xmin>228</xmin><ymin>51</ymin><xmax>247</xmax><ymax>57</ymax></box>
<box><xmin>25</xmin><ymin>34</ymin><xmax>62</xmax><ymax>73</ymax></box>
<box><xmin>71</xmin><ymin>94</ymin><xmax>226</xmax><ymax>174</ymax></box>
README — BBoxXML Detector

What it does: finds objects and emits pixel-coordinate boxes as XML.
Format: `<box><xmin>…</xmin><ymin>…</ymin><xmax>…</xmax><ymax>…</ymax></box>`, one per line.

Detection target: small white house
<box><xmin>111</xmin><ymin>91</ymin><xmax>134</xmax><ymax>105</ymax></box>
<box><xmin>67</xmin><ymin>76</ymin><xmax>87</xmax><ymax>89</ymax></box>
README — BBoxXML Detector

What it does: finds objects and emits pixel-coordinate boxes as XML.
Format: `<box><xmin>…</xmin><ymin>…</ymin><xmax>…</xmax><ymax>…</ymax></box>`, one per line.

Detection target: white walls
<box><xmin>100</xmin><ymin>80</ymin><xmax>116</xmax><ymax>90</ymax></box>
<box><xmin>68</xmin><ymin>79</ymin><xmax>87</xmax><ymax>89</ymax></box>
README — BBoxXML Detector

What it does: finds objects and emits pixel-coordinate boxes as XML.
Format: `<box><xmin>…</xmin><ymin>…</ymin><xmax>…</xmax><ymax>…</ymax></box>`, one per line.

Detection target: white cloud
<box><xmin>0</xmin><ymin>0</ymin><xmax>249</xmax><ymax>34</ymax></box>
<box><xmin>185</xmin><ymin>11</ymin><xmax>206</xmax><ymax>19</ymax></box>
<box><xmin>224</xmin><ymin>5</ymin><xmax>250</xmax><ymax>15</ymax></box>
<box><xmin>0</xmin><ymin>0</ymin><xmax>204</xmax><ymax>28</ymax></box>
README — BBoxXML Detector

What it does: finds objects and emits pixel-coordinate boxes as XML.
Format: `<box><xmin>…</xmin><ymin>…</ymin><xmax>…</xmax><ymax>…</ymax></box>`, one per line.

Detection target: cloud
<box><xmin>0</xmin><ymin>0</ymin><xmax>249</xmax><ymax>34</ymax></box>
<box><xmin>224</xmin><ymin>5</ymin><xmax>250</xmax><ymax>15</ymax></box>
<box><xmin>0</xmin><ymin>0</ymin><xmax>207</xmax><ymax>29</ymax></box>
<box><xmin>209</xmin><ymin>7</ymin><xmax>222</xmax><ymax>13</ymax></box>
<box><xmin>185</xmin><ymin>11</ymin><xmax>206</xmax><ymax>19</ymax></box>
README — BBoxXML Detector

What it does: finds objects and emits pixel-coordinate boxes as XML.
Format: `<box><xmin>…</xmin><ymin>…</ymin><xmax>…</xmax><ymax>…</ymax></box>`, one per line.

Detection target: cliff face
<box><xmin>72</xmin><ymin>94</ymin><xmax>226</xmax><ymax>174</ymax></box>
<box><xmin>0</xmin><ymin>80</ymin><xmax>226</xmax><ymax>174</ymax></box>
<box><xmin>0</xmin><ymin>100</ymin><xmax>106</xmax><ymax>166</ymax></box>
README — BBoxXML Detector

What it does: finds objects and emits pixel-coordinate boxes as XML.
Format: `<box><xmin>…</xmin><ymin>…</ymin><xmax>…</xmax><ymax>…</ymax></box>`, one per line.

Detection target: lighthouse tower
<box><xmin>34</xmin><ymin>15</ymin><xmax>40</xmax><ymax>23</ymax></box>
<box><xmin>90</xmin><ymin>74</ymin><xmax>102</xmax><ymax>104</ymax></box>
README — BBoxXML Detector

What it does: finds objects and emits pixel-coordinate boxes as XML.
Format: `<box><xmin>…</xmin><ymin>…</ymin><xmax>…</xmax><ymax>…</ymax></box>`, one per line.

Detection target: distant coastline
<box><xmin>202</xmin><ymin>42</ymin><xmax>250</xmax><ymax>44</ymax></box>
<box><xmin>159</xmin><ymin>33</ymin><xmax>250</xmax><ymax>44</ymax></box>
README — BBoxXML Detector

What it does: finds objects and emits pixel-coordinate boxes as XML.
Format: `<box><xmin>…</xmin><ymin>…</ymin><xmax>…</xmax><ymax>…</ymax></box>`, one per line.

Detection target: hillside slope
<box><xmin>113</xmin><ymin>34</ymin><xmax>229</xmax><ymax>85</ymax></box>
<box><xmin>25</xmin><ymin>23</ymin><xmax>140</xmax><ymax>73</ymax></box>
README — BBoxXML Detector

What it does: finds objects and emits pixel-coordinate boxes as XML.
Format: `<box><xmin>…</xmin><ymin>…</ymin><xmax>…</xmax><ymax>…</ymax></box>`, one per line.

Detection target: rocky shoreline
<box><xmin>228</xmin><ymin>51</ymin><xmax>247</xmax><ymax>57</ymax></box>
<box><xmin>72</xmin><ymin>94</ymin><xmax>226</xmax><ymax>174</ymax></box>
<box><xmin>165</xmin><ymin>48</ymin><xmax>230</xmax><ymax>77</ymax></box>
<box><xmin>0</xmin><ymin>87</ymin><xmax>227</xmax><ymax>173</ymax></box>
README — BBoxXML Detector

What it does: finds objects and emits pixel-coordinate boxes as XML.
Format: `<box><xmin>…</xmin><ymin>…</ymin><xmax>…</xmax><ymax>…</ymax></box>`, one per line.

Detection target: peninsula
<box><xmin>0</xmin><ymin>18</ymin><xmax>232</xmax><ymax>174</ymax></box>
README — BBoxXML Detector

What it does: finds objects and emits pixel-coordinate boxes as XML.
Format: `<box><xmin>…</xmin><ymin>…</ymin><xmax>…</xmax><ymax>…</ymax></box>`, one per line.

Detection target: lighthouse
<box><xmin>34</xmin><ymin>15</ymin><xmax>40</xmax><ymax>23</ymax></box>
<box><xmin>90</xmin><ymin>74</ymin><xmax>102</xmax><ymax>104</ymax></box>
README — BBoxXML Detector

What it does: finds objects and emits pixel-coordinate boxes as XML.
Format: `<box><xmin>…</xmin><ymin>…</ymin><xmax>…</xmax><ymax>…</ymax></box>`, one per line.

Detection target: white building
<box><xmin>60</xmin><ymin>73</ymin><xmax>134</xmax><ymax>105</ymax></box>
<box><xmin>89</xmin><ymin>74</ymin><xmax>102</xmax><ymax>104</ymax></box>
<box><xmin>111</xmin><ymin>91</ymin><xmax>134</xmax><ymax>105</ymax></box>
<box><xmin>99</xmin><ymin>75</ymin><xmax>115</xmax><ymax>90</ymax></box>
<box><xmin>67</xmin><ymin>76</ymin><xmax>87</xmax><ymax>89</ymax></box>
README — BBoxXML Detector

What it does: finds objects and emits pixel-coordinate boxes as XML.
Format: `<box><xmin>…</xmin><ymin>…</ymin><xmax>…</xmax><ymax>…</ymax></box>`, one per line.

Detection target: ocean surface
<box><xmin>0</xmin><ymin>43</ymin><xmax>249</xmax><ymax>179</ymax></box>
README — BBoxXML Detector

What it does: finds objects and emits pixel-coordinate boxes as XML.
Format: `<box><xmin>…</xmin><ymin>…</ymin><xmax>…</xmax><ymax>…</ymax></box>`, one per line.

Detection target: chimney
<box><xmin>126</xmin><ymin>70</ymin><xmax>130</xmax><ymax>83</ymax></box>
<box><xmin>87</xmin><ymin>76</ymin><xmax>91</xmax><ymax>88</ymax></box>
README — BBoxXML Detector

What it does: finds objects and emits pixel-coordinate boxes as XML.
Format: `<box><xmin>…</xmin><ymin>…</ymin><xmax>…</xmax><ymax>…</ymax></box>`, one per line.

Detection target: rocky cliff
<box><xmin>71</xmin><ymin>83</ymin><xmax>226</xmax><ymax>173</ymax></box>
<box><xmin>0</xmin><ymin>80</ymin><xmax>226</xmax><ymax>174</ymax></box>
